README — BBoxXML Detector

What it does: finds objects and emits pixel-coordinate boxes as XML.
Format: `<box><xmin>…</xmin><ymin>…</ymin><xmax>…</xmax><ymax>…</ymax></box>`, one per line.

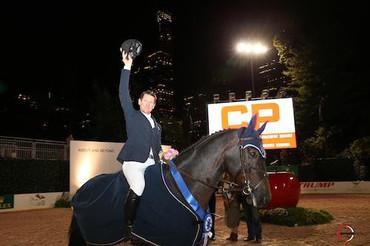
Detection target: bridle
<box><xmin>237</xmin><ymin>134</ymin><xmax>269</xmax><ymax>206</ymax></box>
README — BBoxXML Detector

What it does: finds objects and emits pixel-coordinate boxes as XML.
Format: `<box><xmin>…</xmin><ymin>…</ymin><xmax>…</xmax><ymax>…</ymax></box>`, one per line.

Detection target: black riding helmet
<box><xmin>120</xmin><ymin>39</ymin><xmax>142</xmax><ymax>59</ymax></box>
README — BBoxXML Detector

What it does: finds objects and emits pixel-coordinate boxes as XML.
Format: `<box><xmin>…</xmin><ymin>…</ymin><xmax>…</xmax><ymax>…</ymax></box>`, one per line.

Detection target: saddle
<box><xmin>72</xmin><ymin>163</ymin><xmax>203</xmax><ymax>245</ymax></box>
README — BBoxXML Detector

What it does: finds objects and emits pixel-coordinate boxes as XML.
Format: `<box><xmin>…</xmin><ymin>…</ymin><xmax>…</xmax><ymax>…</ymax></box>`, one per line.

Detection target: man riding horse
<box><xmin>117</xmin><ymin>39</ymin><xmax>162</xmax><ymax>242</ymax></box>
<box><xmin>69</xmin><ymin>40</ymin><xmax>271</xmax><ymax>246</ymax></box>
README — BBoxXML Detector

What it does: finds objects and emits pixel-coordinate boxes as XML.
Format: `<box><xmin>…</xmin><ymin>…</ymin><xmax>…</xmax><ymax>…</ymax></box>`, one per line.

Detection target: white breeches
<box><xmin>122</xmin><ymin>158</ymin><xmax>155</xmax><ymax>196</ymax></box>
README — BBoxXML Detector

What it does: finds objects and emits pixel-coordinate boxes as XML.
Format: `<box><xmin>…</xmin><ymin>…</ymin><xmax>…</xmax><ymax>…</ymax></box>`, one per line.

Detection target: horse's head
<box><xmin>174</xmin><ymin>114</ymin><xmax>271</xmax><ymax>210</ymax></box>
<box><xmin>224</xmin><ymin>114</ymin><xmax>272</xmax><ymax>208</ymax></box>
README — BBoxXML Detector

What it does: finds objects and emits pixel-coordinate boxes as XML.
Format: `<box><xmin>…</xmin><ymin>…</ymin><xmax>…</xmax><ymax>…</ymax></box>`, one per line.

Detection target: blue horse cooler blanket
<box><xmin>72</xmin><ymin>162</ymin><xmax>208</xmax><ymax>245</ymax></box>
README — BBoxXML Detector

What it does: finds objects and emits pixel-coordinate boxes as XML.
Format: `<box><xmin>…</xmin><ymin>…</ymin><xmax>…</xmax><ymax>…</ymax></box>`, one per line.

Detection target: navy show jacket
<box><xmin>116</xmin><ymin>68</ymin><xmax>162</xmax><ymax>164</ymax></box>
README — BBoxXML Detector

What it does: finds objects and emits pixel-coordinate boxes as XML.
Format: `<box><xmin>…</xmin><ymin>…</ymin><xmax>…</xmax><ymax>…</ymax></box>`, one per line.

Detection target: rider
<box><xmin>117</xmin><ymin>49</ymin><xmax>162</xmax><ymax>241</ymax></box>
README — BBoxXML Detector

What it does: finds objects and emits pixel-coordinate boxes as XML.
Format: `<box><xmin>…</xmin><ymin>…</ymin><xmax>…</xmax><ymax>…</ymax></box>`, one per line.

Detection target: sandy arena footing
<box><xmin>0</xmin><ymin>194</ymin><xmax>369</xmax><ymax>246</ymax></box>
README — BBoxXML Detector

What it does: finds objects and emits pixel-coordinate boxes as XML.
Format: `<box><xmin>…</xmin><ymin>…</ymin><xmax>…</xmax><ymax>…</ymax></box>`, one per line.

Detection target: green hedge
<box><xmin>267</xmin><ymin>165</ymin><xmax>299</xmax><ymax>177</ymax></box>
<box><xmin>260</xmin><ymin>207</ymin><xmax>334</xmax><ymax>226</ymax></box>
<box><xmin>0</xmin><ymin>158</ymin><xmax>69</xmax><ymax>194</ymax></box>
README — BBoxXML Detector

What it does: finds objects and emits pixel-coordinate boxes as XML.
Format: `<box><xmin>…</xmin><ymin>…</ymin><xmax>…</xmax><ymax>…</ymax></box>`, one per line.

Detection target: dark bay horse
<box><xmin>69</xmin><ymin>115</ymin><xmax>271</xmax><ymax>246</ymax></box>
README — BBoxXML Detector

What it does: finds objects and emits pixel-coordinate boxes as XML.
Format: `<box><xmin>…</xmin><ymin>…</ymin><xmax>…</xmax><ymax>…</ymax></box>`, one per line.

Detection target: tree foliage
<box><xmin>341</xmin><ymin>136</ymin><xmax>370</xmax><ymax>180</ymax></box>
<box><xmin>273</xmin><ymin>2</ymin><xmax>368</xmax><ymax>159</ymax></box>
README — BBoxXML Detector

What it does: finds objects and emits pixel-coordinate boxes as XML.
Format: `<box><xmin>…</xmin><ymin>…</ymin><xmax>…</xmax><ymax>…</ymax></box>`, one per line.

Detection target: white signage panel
<box><xmin>300</xmin><ymin>181</ymin><xmax>370</xmax><ymax>194</ymax></box>
<box><xmin>207</xmin><ymin>98</ymin><xmax>296</xmax><ymax>149</ymax></box>
<box><xmin>69</xmin><ymin>140</ymin><xmax>172</xmax><ymax>195</ymax></box>
<box><xmin>69</xmin><ymin>140</ymin><xmax>124</xmax><ymax>195</ymax></box>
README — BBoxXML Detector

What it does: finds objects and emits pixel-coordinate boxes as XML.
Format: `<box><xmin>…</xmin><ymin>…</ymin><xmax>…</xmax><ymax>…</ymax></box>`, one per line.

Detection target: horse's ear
<box><xmin>257</xmin><ymin>121</ymin><xmax>268</xmax><ymax>135</ymax></box>
<box><xmin>246</xmin><ymin>114</ymin><xmax>257</xmax><ymax>133</ymax></box>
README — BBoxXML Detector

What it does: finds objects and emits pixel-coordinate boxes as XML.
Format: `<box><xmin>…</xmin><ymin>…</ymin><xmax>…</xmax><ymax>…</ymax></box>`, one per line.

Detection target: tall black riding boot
<box><xmin>122</xmin><ymin>189</ymin><xmax>141</xmax><ymax>242</ymax></box>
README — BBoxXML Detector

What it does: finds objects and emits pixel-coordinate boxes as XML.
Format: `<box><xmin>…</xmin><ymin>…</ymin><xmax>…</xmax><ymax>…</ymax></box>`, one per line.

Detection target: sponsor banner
<box><xmin>0</xmin><ymin>192</ymin><xmax>67</xmax><ymax>212</ymax></box>
<box><xmin>261</xmin><ymin>132</ymin><xmax>296</xmax><ymax>149</ymax></box>
<box><xmin>70</xmin><ymin>140</ymin><xmax>171</xmax><ymax>195</ymax></box>
<box><xmin>0</xmin><ymin>194</ymin><xmax>14</xmax><ymax>210</ymax></box>
<box><xmin>207</xmin><ymin>98</ymin><xmax>296</xmax><ymax>149</ymax></box>
<box><xmin>70</xmin><ymin>140</ymin><xmax>124</xmax><ymax>195</ymax></box>
<box><xmin>300</xmin><ymin>181</ymin><xmax>370</xmax><ymax>194</ymax></box>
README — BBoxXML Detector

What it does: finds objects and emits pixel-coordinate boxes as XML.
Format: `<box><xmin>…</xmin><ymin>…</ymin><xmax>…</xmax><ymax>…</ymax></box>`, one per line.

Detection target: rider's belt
<box><xmin>148</xmin><ymin>154</ymin><xmax>154</xmax><ymax>159</ymax></box>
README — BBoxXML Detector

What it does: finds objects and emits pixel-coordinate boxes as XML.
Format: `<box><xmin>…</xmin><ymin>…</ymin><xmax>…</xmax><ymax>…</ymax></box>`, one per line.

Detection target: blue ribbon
<box><xmin>168</xmin><ymin>160</ymin><xmax>208</xmax><ymax>222</ymax></box>
<box><xmin>168</xmin><ymin>160</ymin><xmax>213</xmax><ymax>244</ymax></box>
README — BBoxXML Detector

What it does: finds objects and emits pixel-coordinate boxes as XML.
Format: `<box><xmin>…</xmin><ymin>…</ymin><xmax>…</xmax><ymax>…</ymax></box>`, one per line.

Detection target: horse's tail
<box><xmin>68</xmin><ymin>213</ymin><xmax>87</xmax><ymax>246</ymax></box>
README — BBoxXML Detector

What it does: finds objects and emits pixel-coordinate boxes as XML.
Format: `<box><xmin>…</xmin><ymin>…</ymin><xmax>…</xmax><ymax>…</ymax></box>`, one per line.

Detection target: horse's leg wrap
<box><xmin>123</xmin><ymin>189</ymin><xmax>141</xmax><ymax>240</ymax></box>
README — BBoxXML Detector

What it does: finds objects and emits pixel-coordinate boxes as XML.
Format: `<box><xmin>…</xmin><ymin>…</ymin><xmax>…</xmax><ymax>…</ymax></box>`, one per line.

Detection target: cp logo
<box><xmin>221</xmin><ymin>103</ymin><xmax>280</xmax><ymax>129</ymax></box>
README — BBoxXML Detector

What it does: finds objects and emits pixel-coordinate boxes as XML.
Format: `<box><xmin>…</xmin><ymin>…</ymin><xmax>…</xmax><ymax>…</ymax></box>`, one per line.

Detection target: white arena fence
<box><xmin>0</xmin><ymin>136</ymin><xmax>68</xmax><ymax>160</ymax></box>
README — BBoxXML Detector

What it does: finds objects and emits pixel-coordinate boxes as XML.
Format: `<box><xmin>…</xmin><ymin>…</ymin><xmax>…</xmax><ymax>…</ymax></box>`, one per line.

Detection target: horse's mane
<box><xmin>177</xmin><ymin>129</ymin><xmax>234</xmax><ymax>158</ymax></box>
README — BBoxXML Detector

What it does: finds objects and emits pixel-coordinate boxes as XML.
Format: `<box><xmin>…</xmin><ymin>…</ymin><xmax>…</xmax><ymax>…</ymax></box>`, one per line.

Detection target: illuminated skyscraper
<box><xmin>129</xmin><ymin>10</ymin><xmax>185</xmax><ymax>147</ymax></box>
<box><xmin>258</xmin><ymin>59</ymin><xmax>289</xmax><ymax>97</ymax></box>
<box><xmin>183</xmin><ymin>93</ymin><xmax>208</xmax><ymax>143</ymax></box>
<box><xmin>157</xmin><ymin>10</ymin><xmax>173</xmax><ymax>53</ymax></box>
<box><xmin>145</xmin><ymin>10</ymin><xmax>176</xmax><ymax>119</ymax></box>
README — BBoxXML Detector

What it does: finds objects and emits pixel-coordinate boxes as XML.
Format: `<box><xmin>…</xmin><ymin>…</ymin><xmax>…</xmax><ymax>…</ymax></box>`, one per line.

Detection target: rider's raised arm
<box><xmin>119</xmin><ymin>51</ymin><xmax>135</xmax><ymax>115</ymax></box>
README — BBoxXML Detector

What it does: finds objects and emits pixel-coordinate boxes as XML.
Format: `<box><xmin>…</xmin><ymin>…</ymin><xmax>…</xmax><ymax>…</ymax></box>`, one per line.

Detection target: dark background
<box><xmin>1</xmin><ymin>1</ymin><xmax>367</xmax><ymax>153</ymax></box>
<box><xmin>0</xmin><ymin>1</ymin><xmax>304</xmax><ymax>99</ymax></box>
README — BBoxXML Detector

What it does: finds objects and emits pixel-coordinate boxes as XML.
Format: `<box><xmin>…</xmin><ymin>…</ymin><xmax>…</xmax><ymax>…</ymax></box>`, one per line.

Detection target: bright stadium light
<box><xmin>236</xmin><ymin>42</ymin><xmax>268</xmax><ymax>54</ymax></box>
<box><xmin>236</xmin><ymin>41</ymin><xmax>268</xmax><ymax>97</ymax></box>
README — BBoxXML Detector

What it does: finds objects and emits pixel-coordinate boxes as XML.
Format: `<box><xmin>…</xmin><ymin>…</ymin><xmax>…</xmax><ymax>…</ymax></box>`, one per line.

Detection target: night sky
<box><xmin>0</xmin><ymin>1</ymin><xmax>364</xmax><ymax>100</ymax></box>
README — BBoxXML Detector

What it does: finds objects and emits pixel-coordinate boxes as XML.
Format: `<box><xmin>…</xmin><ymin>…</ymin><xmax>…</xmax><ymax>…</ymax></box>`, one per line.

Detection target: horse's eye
<box><xmin>249</xmin><ymin>151</ymin><xmax>256</xmax><ymax>158</ymax></box>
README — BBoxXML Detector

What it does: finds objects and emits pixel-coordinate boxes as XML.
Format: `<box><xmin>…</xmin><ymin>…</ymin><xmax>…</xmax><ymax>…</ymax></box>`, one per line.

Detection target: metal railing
<box><xmin>0</xmin><ymin>136</ymin><xmax>68</xmax><ymax>160</ymax></box>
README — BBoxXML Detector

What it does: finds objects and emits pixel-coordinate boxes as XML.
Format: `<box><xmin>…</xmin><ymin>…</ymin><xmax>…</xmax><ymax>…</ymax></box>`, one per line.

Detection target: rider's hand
<box><xmin>121</xmin><ymin>51</ymin><xmax>133</xmax><ymax>68</ymax></box>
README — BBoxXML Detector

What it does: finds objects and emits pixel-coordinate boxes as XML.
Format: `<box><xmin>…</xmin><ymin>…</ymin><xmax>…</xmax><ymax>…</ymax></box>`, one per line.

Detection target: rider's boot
<box><xmin>122</xmin><ymin>189</ymin><xmax>141</xmax><ymax>242</ymax></box>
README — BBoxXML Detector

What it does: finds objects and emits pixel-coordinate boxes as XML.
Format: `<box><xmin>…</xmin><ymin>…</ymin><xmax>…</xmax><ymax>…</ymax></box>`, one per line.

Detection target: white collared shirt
<box><xmin>142</xmin><ymin>112</ymin><xmax>155</xmax><ymax>128</ymax></box>
<box><xmin>141</xmin><ymin>111</ymin><xmax>155</xmax><ymax>158</ymax></box>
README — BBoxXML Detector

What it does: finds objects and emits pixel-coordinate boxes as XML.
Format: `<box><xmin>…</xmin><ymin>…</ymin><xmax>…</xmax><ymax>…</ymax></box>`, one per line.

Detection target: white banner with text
<box><xmin>207</xmin><ymin>98</ymin><xmax>296</xmax><ymax>149</ymax></box>
<box><xmin>69</xmin><ymin>140</ymin><xmax>171</xmax><ymax>195</ymax></box>
<box><xmin>300</xmin><ymin>181</ymin><xmax>370</xmax><ymax>194</ymax></box>
<box><xmin>0</xmin><ymin>192</ymin><xmax>67</xmax><ymax>212</ymax></box>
